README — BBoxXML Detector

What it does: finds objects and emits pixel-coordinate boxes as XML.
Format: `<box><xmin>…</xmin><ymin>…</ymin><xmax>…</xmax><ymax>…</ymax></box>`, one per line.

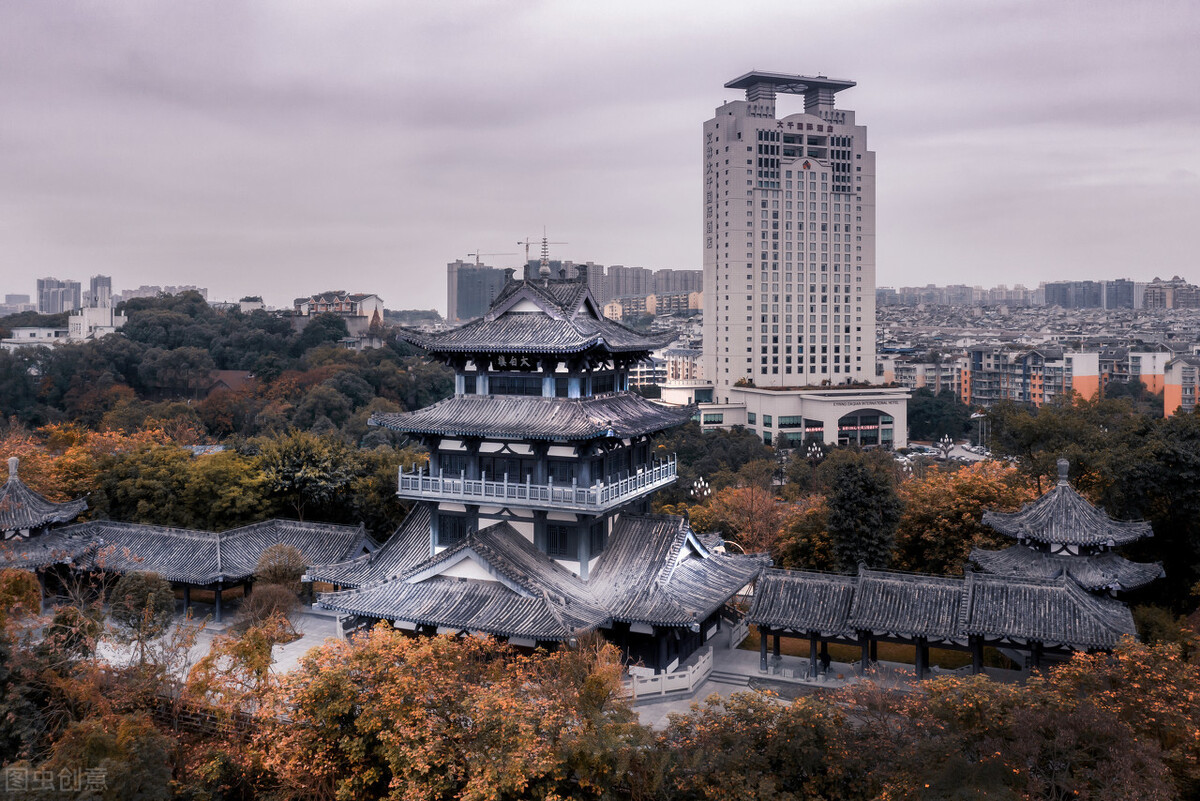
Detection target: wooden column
<box><xmin>658</xmin><ymin>630</ymin><xmax>669</xmax><ymax>675</ymax></box>
<box><xmin>182</xmin><ymin>584</ymin><xmax>191</xmax><ymax>612</ymax></box>
<box><xmin>772</xmin><ymin>632</ymin><xmax>781</xmax><ymax>659</ymax></box>
<box><xmin>37</xmin><ymin>570</ymin><xmax>47</xmax><ymax>615</ymax></box>
<box><xmin>213</xmin><ymin>583</ymin><xmax>223</xmax><ymax>624</ymax></box>
<box><xmin>869</xmin><ymin>639</ymin><xmax>878</xmax><ymax>663</ymax></box>
<box><xmin>1030</xmin><ymin>641</ymin><xmax>1043</xmax><ymax>671</ymax></box>
<box><xmin>860</xmin><ymin>633</ymin><xmax>870</xmax><ymax>673</ymax></box>
<box><xmin>809</xmin><ymin>634</ymin><xmax>819</xmax><ymax>679</ymax></box>
<box><xmin>970</xmin><ymin>636</ymin><xmax>983</xmax><ymax>675</ymax></box>
<box><xmin>760</xmin><ymin>626</ymin><xmax>769</xmax><ymax>672</ymax></box>
<box><xmin>915</xmin><ymin>638</ymin><xmax>928</xmax><ymax>679</ymax></box>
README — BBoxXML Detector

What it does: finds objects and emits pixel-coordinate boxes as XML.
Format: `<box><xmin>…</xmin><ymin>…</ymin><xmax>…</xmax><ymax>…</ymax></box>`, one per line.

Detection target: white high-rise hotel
<box><xmin>703</xmin><ymin>71</ymin><xmax>876</xmax><ymax>398</ymax></box>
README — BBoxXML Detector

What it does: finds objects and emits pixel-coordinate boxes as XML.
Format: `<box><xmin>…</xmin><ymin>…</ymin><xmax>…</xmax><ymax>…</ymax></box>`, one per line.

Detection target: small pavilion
<box><xmin>971</xmin><ymin>458</ymin><xmax>1163</xmax><ymax>594</ymax></box>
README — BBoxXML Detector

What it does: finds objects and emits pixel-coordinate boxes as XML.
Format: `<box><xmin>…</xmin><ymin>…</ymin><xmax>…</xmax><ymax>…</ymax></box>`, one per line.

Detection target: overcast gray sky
<box><xmin>1</xmin><ymin>0</ymin><xmax>1197</xmax><ymax>312</ymax></box>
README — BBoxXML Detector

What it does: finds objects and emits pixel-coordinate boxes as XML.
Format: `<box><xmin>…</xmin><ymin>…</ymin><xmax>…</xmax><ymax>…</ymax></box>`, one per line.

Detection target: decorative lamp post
<box><xmin>690</xmin><ymin>477</ymin><xmax>711</xmax><ymax>502</ymax></box>
<box><xmin>938</xmin><ymin>434</ymin><xmax>955</xmax><ymax>461</ymax></box>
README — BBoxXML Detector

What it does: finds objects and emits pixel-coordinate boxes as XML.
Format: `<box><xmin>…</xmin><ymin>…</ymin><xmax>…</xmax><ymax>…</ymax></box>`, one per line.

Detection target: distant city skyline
<box><xmin>0</xmin><ymin>1</ymin><xmax>1196</xmax><ymax>312</ymax></box>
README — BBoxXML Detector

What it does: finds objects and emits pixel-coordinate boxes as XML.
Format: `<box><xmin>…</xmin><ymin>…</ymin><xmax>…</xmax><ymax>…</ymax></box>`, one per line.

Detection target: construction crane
<box><xmin>465</xmin><ymin>251</ymin><xmax>515</xmax><ymax>267</ymax></box>
<box><xmin>517</xmin><ymin>235</ymin><xmax>568</xmax><ymax>266</ymax></box>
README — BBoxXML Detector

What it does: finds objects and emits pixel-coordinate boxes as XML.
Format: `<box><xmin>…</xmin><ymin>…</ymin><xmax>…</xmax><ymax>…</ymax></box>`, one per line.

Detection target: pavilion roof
<box><xmin>981</xmin><ymin>460</ymin><xmax>1151</xmax><ymax>548</ymax></box>
<box><xmin>738</xmin><ymin>568</ymin><xmax>856</xmax><ymax>638</ymax></box>
<box><xmin>0</xmin><ymin>457</ymin><xmax>87</xmax><ymax>533</ymax></box>
<box><xmin>960</xmin><ymin>571</ymin><xmax>1135</xmax><ymax>651</ymax></box>
<box><xmin>45</xmin><ymin>518</ymin><xmax>369</xmax><ymax>585</ymax></box>
<box><xmin>369</xmin><ymin>392</ymin><xmax>693</xmax><ymax>441</ymax></box>
<box><xmin>970</xmin><ymin>545</ymin><xmax>1163</xmax><ymax>593</ymax></box>
<box><xmin>747</xmin><ymin>565</ymin><xmax>1137</xmax><ymax>651</ymax></box>
<box><xmin>396</xmin><ymin>277</ymin><xmax>673</xmax><ymax>356</ymax></box>
<box><xmin>306</xmin><ymin>506</ymin><xmax>432</xmax><ymax>588</ymax></box>
<box><xmin>590</xmin><ymin>515</ymin><xmax>769</xmax><ymax>628</ymax></box>
<box><xmin>1</xmin><ymin>528</ymin><xmax>95</xmax><ymax>570</ymax></box>
<box><xmin>849</xmin><ymin>568</ymin><xmax>965</xmax><ymax>640</ymax></box>
<box><xmin>316</xmin><ymin>512</ymin><xmax>766</xmax><ymax>641</ymax></box>
<box><xmin>319</xmin><ymin>578</ymin><xmax>590</xmax><ymax>641</ymax></box>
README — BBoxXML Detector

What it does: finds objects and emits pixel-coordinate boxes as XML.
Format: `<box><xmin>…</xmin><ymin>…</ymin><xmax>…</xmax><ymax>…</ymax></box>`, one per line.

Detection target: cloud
<box><xmin>0</xmin><ymin>0</ymin><xmax>1197</xmax><ymax>308</ymax></box>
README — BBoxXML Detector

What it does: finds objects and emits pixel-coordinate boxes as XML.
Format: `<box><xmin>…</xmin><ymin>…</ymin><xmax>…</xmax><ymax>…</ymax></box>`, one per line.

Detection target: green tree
<box><xmin>906</xmin><ymin>387</ymin><xmax>971</xmax><ymax>441</ymax></box>
<box><xmin>37</xmin><ymin>713</ymin><xmax>174</xmax><ymax>801</ymax></box>
<box><xmin>108</xmin><ymin>572</ymin><xmax>176</xmax><ymax>665</ymax></box>
<box><xmin>255</xmin><ymin>430</ymin><xmax>357</xmax><ymax>521</ymax></box>
<box><xmin>255</xmin><ymin>544</ymin><xmax>306</xmax><ymax>594</ymax></box>
<box><xmin>827</xmin><ymin>458</ymin><xmax>902</xmax><ymax>570</ymax></box>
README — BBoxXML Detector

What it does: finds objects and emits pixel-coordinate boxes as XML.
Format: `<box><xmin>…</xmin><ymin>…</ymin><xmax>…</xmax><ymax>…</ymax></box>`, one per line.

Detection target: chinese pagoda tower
<box><xmin>311</xmin><ymin>263</ymin><xmax>766</xmax><ymax>672</ymax></box>
<box><xmin>972</xmin><ymin>459</ymin><xmax>1163</xmax><ymax>595</ymax></box>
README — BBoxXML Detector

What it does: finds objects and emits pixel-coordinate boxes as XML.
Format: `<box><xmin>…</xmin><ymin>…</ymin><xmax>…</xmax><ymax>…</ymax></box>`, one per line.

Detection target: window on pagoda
<box><xmin>589</xmin><ymin>520</ymin><xmax>607</xmax><ymax>554</ymax></box>
<box><xmin>592</xmin><ymin>373</ymin><xmax>616</xmax><ymax>394</ymax></box>
<box><xmin>438</xmin><ymin>514</ymin><xmax>469</xmax><ymax>547</ymax></box>
<box><xmin>548</xmin><ymin>460</ymin><xmax>574</xmax><ymax>484</ymax></box>
<box><xmin>547</xmin><ymin>524</ymin><xmax>574</xmax><ymax>558</ymax></box>
<box><xmin>489</xmin><ymin>374</ymin><xmax>543</xmax><ymax>396</ymax></box>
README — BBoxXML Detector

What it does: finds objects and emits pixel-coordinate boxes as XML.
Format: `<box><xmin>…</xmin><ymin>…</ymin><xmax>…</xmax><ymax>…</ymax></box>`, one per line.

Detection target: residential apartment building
<box><xmin>447</xmin><ymin>260</ymin><xmax>509</xmax><ymax>323</ymax></box>
<box><xmin>703</xmin><ymin>71</ymin><xmax>876</xmax><ymax>397</ymax></box>
<box><xmin>1164</xmin><ymin>356</ymin><xmax>1200</xmax><ymax>415</ymax></box>
<box><xmin>961</xmin><ymin>347</ymin><xmax>1101</xmax><ymax>408</ymax></box>
<box><xmin>880</xmin><ymin>356</ymin><xmax>966</xmax><ymax>397</ymax></box>
<box><xmin>36</xmin><ymin>278</ymin><xmax>82</xmax><ymax>314</ymax></box>
<box><xmin>1143</xmin><ymin>276</ymin><xmax>1200</xmax><ymax>310</ymax></box>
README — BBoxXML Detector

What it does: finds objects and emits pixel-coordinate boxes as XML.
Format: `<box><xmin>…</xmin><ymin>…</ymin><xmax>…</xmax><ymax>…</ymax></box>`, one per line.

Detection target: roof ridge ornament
<box><xmin>1057</xmin><ymin>458</ymin><xmax>1070</xmax><ymax>486</ymax></box>
<box><xmin>7</xmin><ymin>456</ymin><xmax>16</xmax><ymax>477</ymax></box>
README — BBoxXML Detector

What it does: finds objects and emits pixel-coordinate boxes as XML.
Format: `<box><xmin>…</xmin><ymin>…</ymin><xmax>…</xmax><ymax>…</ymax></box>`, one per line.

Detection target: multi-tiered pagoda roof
<box><xmin>316</xmin><ymin>267</ymin><xmax>765</xmax><ymax>663</ymax></box>
<box><xmin>972</xmin><ymin>459</ymin><xmax>1162</xmax><ymax>593</ymax></box>
<box><xmin>0</xmin><ymin>457</ymin><xmax>87</xmax><ymax>535</ymax></box>
<box><xmin>315</xmin><ymin>514</ymin><xmax>767</xmax><ymax>643</ymax></box>
<box><xmin>398</xmin><ymin>276</ymin><xmax>675</xmax><ymax>357</ymax></box>
<box><xmin>372</xmin><ymin>392</ymin><xmax>691</xmax><ymax>441</ymax></box>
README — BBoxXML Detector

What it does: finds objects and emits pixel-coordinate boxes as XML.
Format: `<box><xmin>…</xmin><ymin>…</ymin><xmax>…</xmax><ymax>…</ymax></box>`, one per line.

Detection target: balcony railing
<box><xmin>396</xmin><ymin>456</ymin><xmax>677</xmax><ymax>512</ymax></box>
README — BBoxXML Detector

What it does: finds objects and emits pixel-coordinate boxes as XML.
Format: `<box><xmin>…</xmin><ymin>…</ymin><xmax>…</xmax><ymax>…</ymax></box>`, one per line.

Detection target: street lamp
<box><xmin>937</xmin><ymin>434</ymin><xmax>955</xmax><ymax>461</ymax></box>
<box><xmin>690</xmin><ymin>477</ymin><xmax>711</xmax><ymax>501</ymax></box>
<box><xmin>806</xmin><ymin>440</ymin><xmax>825</xmax><ymax>466</ymax></box>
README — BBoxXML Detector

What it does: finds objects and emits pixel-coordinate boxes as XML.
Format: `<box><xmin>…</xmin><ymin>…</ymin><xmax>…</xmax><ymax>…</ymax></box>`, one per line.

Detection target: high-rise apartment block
<box><xmin>36</xmin><ymin>278</ymin><xmax>82</xmax><ymax>314</ymax></box>
<box><xmin>447</xmin><ymin>260</ymin><xmax>509</xmax><ymax>323</ymax></box>
<box><xmin>86</xmin><ymin>275</ymin><xmax>112</xmax><ymax>308</ymax></box>
<box><xmin>704</xmin><ymin>72</ymin><xmax>876</xmax><ymax>397</ymax></box>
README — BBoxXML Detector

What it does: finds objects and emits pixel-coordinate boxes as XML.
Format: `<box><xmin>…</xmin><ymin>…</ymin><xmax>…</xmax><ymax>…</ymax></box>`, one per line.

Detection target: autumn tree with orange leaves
<box><xmin>892</xmin><ymin>460</ymin><xmax>1036</xmax><ymax>575</ymax></box>
<box><xmin>261</xmin><ymin>626</ymin><xmax>645</xmax><ymax>801</ymax></box>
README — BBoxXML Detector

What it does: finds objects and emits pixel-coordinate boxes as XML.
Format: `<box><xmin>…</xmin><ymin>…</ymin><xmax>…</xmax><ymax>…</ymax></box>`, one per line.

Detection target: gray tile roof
<box><xmin>0</xmin><ymin>457</ymin><xmax>87</xmax><ymax>532</ymax></box>
<box><xmin>748</xmin><ymin>566</ymin><xmax>1137</xmax><ymax>651</ymax></box>
<box><xmin>315</xmin><ymin>513</ymin><xmax>767</xmax><ymax>641</ymax></box>
<box><xmin>850</xmin><ymin>568</ymin><xmax>965</xmax><ymax>640</ymax></box>
<box><xmin>33</xmin><ymin>518</ymin><xmax>368</xmax><ymax>585</ymax></box>
<box><xmin>744</xmin><ymin>569</ymin><xmax>857</xmax><ymax>637</ymax></box>
<box><xmin>982</xmin><ymin>460</ymin><xmax>1151</xmax><ymax>547</ymax></box>
<box><xmin>369</xmin><ymin>392</ymin><xmax>693</xmax><ymax>441</ymax></box>
<box><xmin>306</xmin><ymin>506</ymin><xmax>432</xmax><ymax>588</ymax></box>
<box><xmin>970</xmin><ymin>545</ymin><xmax>1163</xmax><ymax>592</ymax></box>
<box><xmin>398</xmin><ymin>278</ymin><xmax>673</xmax><ymax>355</ymax></box>
<box><xmin>1</xmin><ymin>529</ymin><xmax>95</xmax><ymax>570</ymax></box>
<box><xmin>320</xmin><ymin>577</ymin><xmax>585</xmax><ymax>641</ymax></box>
<box><xmin>960</xmin><ymin>571</ymin><xmax>1135</xmax><ymax>651</ymax></box>
<box><xmin>591</xmin><ymin>515</ymin><xmax>769</xmax><ymax>627</ymax></box>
